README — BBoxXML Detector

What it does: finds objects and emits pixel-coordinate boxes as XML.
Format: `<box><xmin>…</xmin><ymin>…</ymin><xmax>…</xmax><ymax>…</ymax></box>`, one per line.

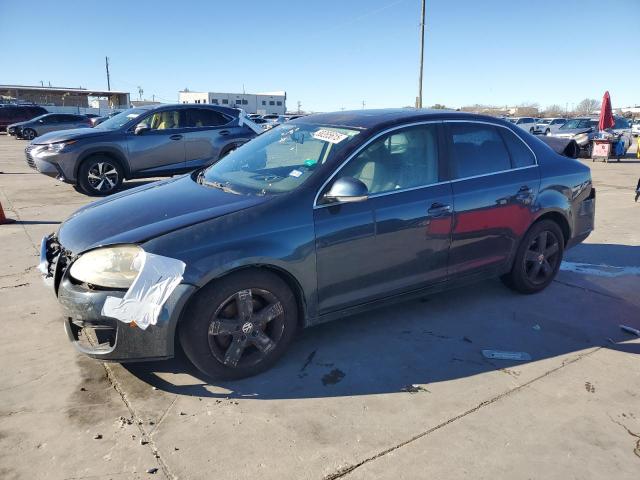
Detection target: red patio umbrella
<box><xmin>598</xmin><ymin>91</ymin><xmax>614</xmax><ymax>131</ymax></box>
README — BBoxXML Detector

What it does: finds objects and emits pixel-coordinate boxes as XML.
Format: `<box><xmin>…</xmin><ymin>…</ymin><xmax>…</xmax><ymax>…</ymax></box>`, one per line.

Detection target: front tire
<box><xmin>77</xmin><ymin>155</ymin><xmax>123</xmax><ymax>196</ymax></box>
<box><xmin>179</xmin><ymin>270</ymin><xmax>298</xmax><ymax>379</ymax></box>
<box><xmin>501</xmin><ymin>220</ymin><xmax>564</xmax><ymax>294</ymax></box>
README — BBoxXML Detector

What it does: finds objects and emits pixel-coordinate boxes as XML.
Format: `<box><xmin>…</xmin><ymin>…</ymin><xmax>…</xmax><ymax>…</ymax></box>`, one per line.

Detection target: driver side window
<box><xmin>137</xmin><ymin>110</ymin><xmax>183</xmax><ymax>131</ymax></box>
<box><xmin>339</xmin><ymin>124</ymin><xmax>439</xmax><ymax>195</ymax></box>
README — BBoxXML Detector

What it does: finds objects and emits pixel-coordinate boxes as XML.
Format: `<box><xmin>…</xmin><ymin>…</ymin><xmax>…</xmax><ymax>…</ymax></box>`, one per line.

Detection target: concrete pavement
<box><xmin>0</xmin><ymin>134</ymin><xmax>638</xmax><ymax>479</ymax></box>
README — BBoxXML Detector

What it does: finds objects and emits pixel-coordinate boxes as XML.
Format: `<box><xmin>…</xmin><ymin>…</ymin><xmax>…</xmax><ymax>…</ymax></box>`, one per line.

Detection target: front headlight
<box><xmin>39</xmin><ymin>140</ymin><xmax>77</xmax><ymax>155</ymax></box>
<box><xmin>69</xmin><ymin>245</ymin><xmax>143</xmax><ymax>289</ymax></box>
<box><xmin>574</xmin><ymin>133</ymin><xmax>589</xmax><ymax>144</ymax></box>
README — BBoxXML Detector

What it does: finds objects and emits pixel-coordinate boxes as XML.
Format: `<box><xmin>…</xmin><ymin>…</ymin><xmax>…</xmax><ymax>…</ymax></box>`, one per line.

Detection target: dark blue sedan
<box><xmin>41</xmin><ymin>109</ymin><xmax>595</xmax><ymax>378</ymax></box>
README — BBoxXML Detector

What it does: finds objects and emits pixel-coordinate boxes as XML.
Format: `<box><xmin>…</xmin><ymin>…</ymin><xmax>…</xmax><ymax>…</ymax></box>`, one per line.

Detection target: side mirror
<box><xmin>38</xmin><ymin>119</ymin><xmax>44</xmax><ymax>123</ymax></box>
<box><xmin>323</xmin><ymin>177</ymin><xmax>368</xmax><ymax>204</ymax></box>
<box><xmin>134</xmin><ymin>124</ymin><xmax>150</xmax><ymax>135</ymax></box>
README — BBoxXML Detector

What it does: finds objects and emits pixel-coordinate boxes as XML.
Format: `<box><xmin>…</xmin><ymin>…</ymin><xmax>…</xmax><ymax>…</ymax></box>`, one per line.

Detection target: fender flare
<box><xmin>76</xmin><ymin>147</ymin><xmax>131</xmax><ymax>179</ymax></box>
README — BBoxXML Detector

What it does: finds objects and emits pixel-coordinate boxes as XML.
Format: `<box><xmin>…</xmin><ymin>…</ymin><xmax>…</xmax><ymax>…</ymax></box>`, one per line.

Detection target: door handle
<box><xmin>170</xmin><ymin>134</ymin><xmax>183</xmax><ymax>140</ymax></box>
<box><xmin>218</xmin><ymin>130</ymin><xmax>230</xmax><ymax>136</ymax></box>
<box><xmin>427</xmin><ymin>202</ymin><xmax>452</xmax><ymax>216</ymax></box>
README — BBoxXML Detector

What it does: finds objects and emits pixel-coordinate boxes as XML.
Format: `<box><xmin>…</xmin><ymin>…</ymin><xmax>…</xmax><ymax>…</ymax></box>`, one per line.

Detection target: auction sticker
<box><xmin>313</xmin><ymin>128</ymin><xmax>349</xmax><ymax>144</ymax></box>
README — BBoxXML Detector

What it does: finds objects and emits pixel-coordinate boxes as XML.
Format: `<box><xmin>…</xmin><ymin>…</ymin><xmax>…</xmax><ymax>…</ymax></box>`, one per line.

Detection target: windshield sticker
<box><xmin>304</xmin><ymin>159</ymin><xmax>318</xmax><ymax>167</ymax></box>
<box><xmin>289</xmin><ymin>169</ymin><xmax>303</xmax><ymax>178</ymax></box>
<box><xmin>313</xmin><ymin>129</ymin><xmax>349</xmax><ymax>144</ymax></box>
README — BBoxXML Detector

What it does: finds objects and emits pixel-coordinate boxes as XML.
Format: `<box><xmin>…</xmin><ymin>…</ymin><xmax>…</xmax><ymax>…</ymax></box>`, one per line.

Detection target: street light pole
<box><xmin>417</xmin><ymin>0</ymin><xmax>426</xmax><ymax>109</ymax></box>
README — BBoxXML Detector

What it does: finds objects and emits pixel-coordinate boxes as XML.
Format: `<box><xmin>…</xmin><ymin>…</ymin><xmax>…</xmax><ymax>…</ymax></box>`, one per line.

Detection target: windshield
<box><xmin>200</xmin><ymin>123</ymin><xmax>361</xmax><ymax>195</ymax></box>
<box><xmin>561</xmin><ymin>119</ymin><xmax>592</xmax><ymax>129</ymax></box>
<box><xmin>95</xmin><ymin>108</ymin><xmax>147</xmax><ymax>130</ymax></box>
<box><xmin>539</xmin><ymin>119</ymin><xmax>551</xmax><ymax>124</ymax></box>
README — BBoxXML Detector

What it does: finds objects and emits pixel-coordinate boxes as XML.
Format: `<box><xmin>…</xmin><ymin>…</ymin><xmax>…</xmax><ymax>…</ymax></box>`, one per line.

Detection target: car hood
<box><xmin>33</xmin><ymin>127</ymin><xmax>111</xmax><ymax>144</ymax></box>
<box><xmin>8</xmin><ymin>121</ymin><xmax>29</xmax><ymax>128</ymax></box>
<box><xmin>57</xmin><ymin>174</ymin><xmax>269</xmax><ymax>254</ymax></box>
<box><xmin>552</xmin><ymin>127</ymin><xmax>592</xmax><ymax>137</ymax></box>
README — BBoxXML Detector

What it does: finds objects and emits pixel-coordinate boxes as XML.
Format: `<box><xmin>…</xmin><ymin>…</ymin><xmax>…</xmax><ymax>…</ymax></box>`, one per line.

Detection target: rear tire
<box><xmin>179</xmin><ymin>270</ymin><xmax>298</xmax><ymax>379</ymax></box>
<box><xmin>23</xmin><ymin>128</ymin><xmax>36</xmax><ymax>140</ymax></box>
<box><xmin>501</xmin><ymin>220</ymin><xmax>564</xmax><ymax>294</ymax></box>
<box><xmin>77</xmin><ymin>155</ymin><xmax>123</xmax><ymax>196</ymax></box>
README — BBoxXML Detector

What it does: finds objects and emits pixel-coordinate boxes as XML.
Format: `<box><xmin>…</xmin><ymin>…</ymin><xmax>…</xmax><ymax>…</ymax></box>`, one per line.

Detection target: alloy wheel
<box><xmin>523</xmin><ymin>230</ymin><xmax>560</xmax><ymax>285</ymax></box>
<box><xmin>87</xmin><ymin>161</ymin><xmax>119</xmax><ymax>193</ymax></box>
<box><xmin>207</xmin><ymin>288</ymin><xmax>285</xmax><ymax>368</ymax></box>
<box><xmin>24</xmin><ymin>129</ymin><xmax>35</xmax><ymax>140</ymax></box>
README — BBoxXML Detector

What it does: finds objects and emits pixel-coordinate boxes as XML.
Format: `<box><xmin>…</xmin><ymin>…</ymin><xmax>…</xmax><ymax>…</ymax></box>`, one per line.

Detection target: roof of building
<box><xmin>0</xmin><ymin>85</ymin><xmax>129</xmax><ymax>96</ymax></box>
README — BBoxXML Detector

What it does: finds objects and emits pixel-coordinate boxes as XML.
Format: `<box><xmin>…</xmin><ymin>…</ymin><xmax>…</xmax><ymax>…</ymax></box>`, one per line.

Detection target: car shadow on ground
<box><xmin>124</xmin><ymin>243</ymin><xmax>640</xmax><ymax>400</ymax></box>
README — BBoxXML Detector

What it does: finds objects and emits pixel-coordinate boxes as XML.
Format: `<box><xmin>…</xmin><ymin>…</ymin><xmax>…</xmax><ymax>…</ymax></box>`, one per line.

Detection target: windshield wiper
<box><xmin>197</xmin><ymin>173</ymin><xmax>242</xmax><ymax>195</ymax></box>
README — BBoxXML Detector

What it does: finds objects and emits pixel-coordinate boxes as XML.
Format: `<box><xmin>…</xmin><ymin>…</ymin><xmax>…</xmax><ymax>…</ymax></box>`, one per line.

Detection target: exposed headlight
<box><xmin>69</xmin><ymin>245</ymin><xmax>143</xmax><ymax>289</ymax></box>
<box><xmin>39</xmin><ymin>140</ymin><xmax>77</xmax><ymax>155</ymax></box>
<box><xmin>574</xmin><ymin>133</ymin><xmax>589</xmax><ymax>144</ymax></box>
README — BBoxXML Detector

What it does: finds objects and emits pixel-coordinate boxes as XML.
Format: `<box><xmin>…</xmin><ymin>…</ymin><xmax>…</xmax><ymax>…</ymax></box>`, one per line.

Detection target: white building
<box><xmin>178</xmin><ymin>90</ymin><xmax>286</xmax><ymax>115</ymax></box>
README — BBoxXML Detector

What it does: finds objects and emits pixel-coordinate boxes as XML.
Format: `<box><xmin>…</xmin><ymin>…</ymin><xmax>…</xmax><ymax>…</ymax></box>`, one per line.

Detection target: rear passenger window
<box><xmin>499</xmin><ymin>128</ymin><xmax>536</xmax><ymax>168</ymax></box>
<box><xmin>185</xmin><ymin>109</ymin><xmax>230</xmax><ymax>127</ymax></box>
<box><xmin>449</xmin><ymin>123</ymin><xmax>511</xmax><ymax>178</ymax></box>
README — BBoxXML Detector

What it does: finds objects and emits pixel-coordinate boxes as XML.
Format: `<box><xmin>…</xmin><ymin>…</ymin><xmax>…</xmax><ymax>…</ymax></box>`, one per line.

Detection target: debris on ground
<box><xmin>401</xmin><ymin>384</ymin><xmax>430</xmax><ymax>393</ymax></box>
<box><xmin>79</xmin><ymin>387</ymin><xmax>86</xmax><ymax>392</ymax></box>
<box><xmin>620</xmin><ymin>325</ymin><xmax>640</xmax><ymax>336</ymax></box>
<box><xmin>532</xmin><ymin>324</ymin><xmax>541</xmax><ymax>331</ymax></box>
<box><xmin>93</xmin><ymin>434</ymin><xmax>102</xmax><ymax>440</ymax></box>
<box><xmin>118</xmin><ymin>416</ymin><xmax>133</xmax><ymax>427</ymax></box>
<box><xmin>152</xmin><ymin>386</ymin><xmax>157</xmax><ymax>390</ymax></box>
<box><xmin>146</xmin><ymin>467</ymin><xmax>158</xmax><ymax>474</ymax></box>
<box><xmin>140</xmin><ymin>439</ymin><xmax>148</xmax><ymax>445</ymax></box>
<box><xmin>179</xmin><ymin>411</ymin><xmax>187</xmax><ymax>416</ymax></box>
<box><xmin>482</xmin><ymin>350</ymin><xmax>532</xmax><ymax>361</ymax></box>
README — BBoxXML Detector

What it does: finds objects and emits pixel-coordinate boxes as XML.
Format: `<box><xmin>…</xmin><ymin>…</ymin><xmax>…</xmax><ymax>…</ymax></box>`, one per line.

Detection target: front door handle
<box><xmin>170</xmin><ymin>134</ymin><xmax>183</xmax><ymax>141</ymax></box>
<box><xmin>218</xmin><ymin>130</ymin><xmax>230</xmax><ymax>136</ymax></box>
<box><xmin>427</xmin><ymin>202</ymin><xmax>452</xmax><ymax>217</ymax></box>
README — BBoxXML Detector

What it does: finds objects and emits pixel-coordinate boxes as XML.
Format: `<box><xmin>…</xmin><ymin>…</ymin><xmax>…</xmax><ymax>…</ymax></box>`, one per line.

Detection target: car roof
<box><xmin>132</xmin><ymin>103</ymin><xmax>240</xmax><ymax>117</ymax></box>
<box><xmin>294</xmin><ymin>108</ymin><xmax>512</xmax><ymax>131</ymax></box>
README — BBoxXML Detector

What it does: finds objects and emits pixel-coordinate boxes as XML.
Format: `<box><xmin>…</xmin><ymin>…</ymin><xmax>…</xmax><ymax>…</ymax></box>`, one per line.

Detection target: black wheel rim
<box><xmin>524</xmin><ymin>230</ymin><xmax>560</xmax><ymax>285</ymax></box>
<box><xmin>207</xmin><ymin>288</ymin><xmax>285</xmax><ymax>369</ymax></box>
<box><xmin>26</xmin><ymin>130</ymin><xmax>35</xmax><ymax>139</ymax></box>
<box><xmin>87</xmin><ymin>161</ymin><xmax>119</xmax><ymax>192</ymax></box>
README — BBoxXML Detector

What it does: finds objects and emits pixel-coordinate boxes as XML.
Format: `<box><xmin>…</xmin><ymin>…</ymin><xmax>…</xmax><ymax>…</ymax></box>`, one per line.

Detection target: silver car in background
<box><xmin>16</xmin><ymin>113</ymin><xmax>92</xmax><ymax>140</ymax></box>
<box><xmin>25</xmin><ymin>104</ymin><xmax>261</xmax><ymax>195</ymax></box>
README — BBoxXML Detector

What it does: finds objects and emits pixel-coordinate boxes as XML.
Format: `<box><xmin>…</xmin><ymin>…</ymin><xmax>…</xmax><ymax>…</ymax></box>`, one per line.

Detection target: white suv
<box><xmin>507</xmin><ymin>117</ymin><xmax>538</xmax><ymax>133</ymax></box>
<box><xmin>535</xmin><ymin>118</ymin><xmax>567</xmax><ymax>135</ymax></box>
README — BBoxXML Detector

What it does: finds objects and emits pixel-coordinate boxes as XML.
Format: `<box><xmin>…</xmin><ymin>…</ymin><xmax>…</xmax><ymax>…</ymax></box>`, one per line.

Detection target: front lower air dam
<box><xmin>102</xmin><ymin>252</ymin><xmax>186</xmax><ymax>329</ymax></box>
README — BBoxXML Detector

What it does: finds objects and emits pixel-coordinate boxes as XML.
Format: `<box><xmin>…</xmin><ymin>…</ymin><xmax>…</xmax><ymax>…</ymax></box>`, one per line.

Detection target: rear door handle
<box><xmin>218</xmin><ymin>130</ymin><xmax>230</xmax><ymax>136</ymax></box>
<box><xmin>427</xmin><ymin>202</ymin><xmax>452</xmax><ymax>216</ymax></box>
<box><xmin>170</xmin><ymin>134</ymin><xmax>183</xmax><ymax>141</ymax></box>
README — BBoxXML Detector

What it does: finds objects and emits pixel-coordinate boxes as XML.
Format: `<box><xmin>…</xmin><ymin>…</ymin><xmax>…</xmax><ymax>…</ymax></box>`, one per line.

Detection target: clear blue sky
<box><xmin>1</xmin><ymin>0</ymin><xmax>638</xmax><ymax>112</ymax></box>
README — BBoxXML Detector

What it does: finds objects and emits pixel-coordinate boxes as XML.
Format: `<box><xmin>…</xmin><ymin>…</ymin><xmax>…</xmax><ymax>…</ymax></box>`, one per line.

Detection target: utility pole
<box><xmin>105</xmin><ymin>56</ymin><xmax>111</xmax><ymax>91</ymax></box>
<box><xmin>362</xmin><ymin>100</ymin><xmax>366</xmax><ymax>109</ymax></box>
<box><xmin>417</xmin><ymin>0</ymin><xmax>426</xmax><ymax>108</ymax></box>
<box><xmin>297</xmin><ymin>100</ymin><xmax>301</xmax><ymax>114</ymax></box>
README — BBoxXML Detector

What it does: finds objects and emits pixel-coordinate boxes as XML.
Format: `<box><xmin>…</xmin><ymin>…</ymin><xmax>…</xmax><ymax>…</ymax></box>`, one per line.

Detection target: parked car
<box><xmin>506</xmin><ymin>117</ymin><xmax>538</xmax><ymax>133</ymax></box>
<box><xmin>26</xmin><ymin>104</ymin><xmax>261</xmax><ymax>195</ymax></box>
<box><xmin>534</xmin><ymin>118</ymin><xmax>567</xmax><ymax>135</ymax></box>
<box><xmin>16</xmin><ymin>113</ymin><xmax>92</xmax><ymax>140</ymax></box>
<box><xmin>247</xmin><ymin>114</ymin><xmax>262</xmax><ymax>120</ymax></box>
<box><xmin>632</xmin><ymin>119</ymin><xmax>640</xmax><ymax>137</ymax></box>
<box><xmin>1</xmin><ymin>105</ymin><xmax>48</xmax><ymax>133</ymax></box>
<box><xmin>40</xmin><ymin>109</ymin><xmax>595</xmax><ymax>379</ymax></box>
<box><xmin>90</xmin><ymin>111</ymin><xmax>122</xmax><ymax>127</ymax></box>
<box><xmin>550</xmin><ymin>117</ymin><xmax>632</xmax><ymax>156</ymax></box>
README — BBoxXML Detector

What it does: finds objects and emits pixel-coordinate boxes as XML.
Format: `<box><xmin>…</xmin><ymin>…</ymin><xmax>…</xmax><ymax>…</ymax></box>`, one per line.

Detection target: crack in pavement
<box><xmin>608</xmin><ymin>415</ymin><xmax>640</xmax><ymax>459</ymax></box>
<box><xmin>553</xmin><ymin>279</ymin><xmax>624</xmax><ymax>301</ymax></box>
<box><xmin>323</xmin><ymin>347</ymin><xmax>601</xmax><ymax>480</ymax></box>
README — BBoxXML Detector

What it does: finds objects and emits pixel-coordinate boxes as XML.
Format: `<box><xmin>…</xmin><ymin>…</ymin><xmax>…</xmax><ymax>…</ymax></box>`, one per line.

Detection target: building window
<box><xmin>276</xmin><ymin>101</ymin><xmax>282</xmax><ymax>106</ymax></box>
<box><xmin>242</xmin><ymin>99</ymin><xmax>248</xmax><ymax>105</ymax></box>
<box><xmin>236</xmin><ymin>99</ymin><xmax>242</xmax><ymax>104</ymax></box>
<box><xmin>222</xmin><ymin>99</ymin><xmax>228</xmax><ymax>104</ymax></box>
<box><xmin>212</xmin><ymin>99</ymin><xmax>218</xmax><ymax>104</ymax></box>
<box><xmin>202</xmin><ymin>99</ymin><xmax>207</xmax><ymax>103</ymax></box>
<box><xmin>262</xmin><ymin>100</ymin><xmax>266</xmax><ymax>106</ymax></box>
<box><xmin>269</xmin><ymin>101</ymin><xmax>275</xmax><ymax>106</ymax></box>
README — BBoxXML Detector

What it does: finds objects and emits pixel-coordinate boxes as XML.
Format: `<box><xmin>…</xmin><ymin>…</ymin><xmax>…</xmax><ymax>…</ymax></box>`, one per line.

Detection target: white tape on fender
<box><xmin>102</xmin><ymin>252</ymin><xmax>186</xmax><ymax>330</ymax></box>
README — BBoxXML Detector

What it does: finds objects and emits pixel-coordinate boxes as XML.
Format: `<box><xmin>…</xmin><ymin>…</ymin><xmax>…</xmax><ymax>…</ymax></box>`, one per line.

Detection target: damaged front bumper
<box><xmin>42</xmin><ymin>235</ymin><xmax>195</xmax><ymax>362</ymax></box>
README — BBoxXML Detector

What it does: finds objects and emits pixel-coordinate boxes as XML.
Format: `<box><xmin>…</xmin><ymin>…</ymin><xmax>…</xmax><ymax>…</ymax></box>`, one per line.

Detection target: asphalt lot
<box><xmin>0</xmin><ymin>133</ymin><xmax>639</xmax><ymax>480</ymax></box>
